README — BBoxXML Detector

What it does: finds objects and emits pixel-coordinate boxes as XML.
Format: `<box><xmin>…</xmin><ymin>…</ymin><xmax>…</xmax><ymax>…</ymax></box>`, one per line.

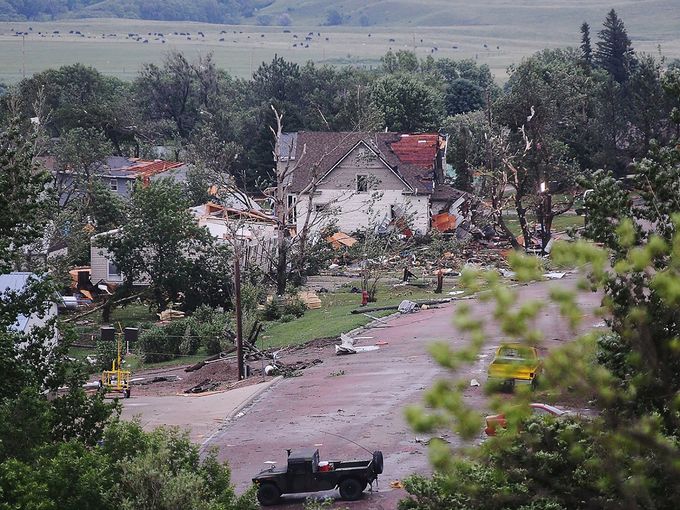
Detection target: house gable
<box><xmin>316</xmin><ymin>141</ymin><xmax>412</xmax><ymax>193</ymax></box>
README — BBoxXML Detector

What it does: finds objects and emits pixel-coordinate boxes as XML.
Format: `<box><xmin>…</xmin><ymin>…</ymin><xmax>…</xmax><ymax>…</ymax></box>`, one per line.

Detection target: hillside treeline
<box><xmin>0</xmin><ymin>0</ymin><xmax>272</xmax><ymax>23</ymax></box>
<box><xmin>0</xmin><ymin>9</ymin><xmax>678</xmax><ymax>194</ymax></box>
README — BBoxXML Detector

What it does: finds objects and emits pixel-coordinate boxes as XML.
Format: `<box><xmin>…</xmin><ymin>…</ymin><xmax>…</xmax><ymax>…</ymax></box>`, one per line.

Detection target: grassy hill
<box><xmin>0</xmin><ymin>1</ymin><xmax>677</xmax><ymax>84</ymax></box>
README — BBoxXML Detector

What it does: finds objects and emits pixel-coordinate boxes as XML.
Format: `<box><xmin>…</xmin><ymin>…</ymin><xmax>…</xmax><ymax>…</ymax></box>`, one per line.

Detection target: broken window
<box><xmin>107</xmin><ymin>260</ymin><xmax>122</xmax><ymax>280</ymax></box>
<box><xmin>287</xmin><ymin>194</ymin><xmax>297</xmax><ymax>223</ymax></box>
<box><xmin>315</xmin><ymin>203</ymin><xmax>329</xmax><ymax>213</ymax></box>
<box><xmin>356</xmin><ymin>174</ymin><xmax>369</xmax><ymax>193</ymax></box>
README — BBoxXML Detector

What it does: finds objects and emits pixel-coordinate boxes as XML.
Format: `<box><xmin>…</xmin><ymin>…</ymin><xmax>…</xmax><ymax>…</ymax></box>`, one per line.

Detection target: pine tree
<box><xmin>580</xmin><ymin>22</ymin><xmax>592</xmax><ymax>68</ymax></box>
<box><xmin>595</xmin><ymin>9</ymin><xmax>635</xmax><ymax>83</ymax></box>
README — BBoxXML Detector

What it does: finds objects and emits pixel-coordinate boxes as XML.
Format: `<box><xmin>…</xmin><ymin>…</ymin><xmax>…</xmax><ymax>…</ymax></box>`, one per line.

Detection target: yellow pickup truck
<box><xmin>487</xmin><ymin>343</ymin><xmax>542</xmax><ymax>390</ymax></box>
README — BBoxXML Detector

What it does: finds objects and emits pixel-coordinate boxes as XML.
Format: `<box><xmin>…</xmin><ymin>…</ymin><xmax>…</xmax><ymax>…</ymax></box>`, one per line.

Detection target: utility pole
<box><xmin>22</xmin><ymin>34</ymin><xmax>26</xmax><ymax>79</ymax></box>
<box><xmin>234</xmin><ymin>248</ymin><xmax>245</xmax><ymax>380</ymax></box>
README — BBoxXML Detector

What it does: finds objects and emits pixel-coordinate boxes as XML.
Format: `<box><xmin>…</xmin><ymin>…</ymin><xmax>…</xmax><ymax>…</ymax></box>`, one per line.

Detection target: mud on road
<box><xmin>201</xmin><ymin>277</ymin><xmax>603</xmax><ymax>509</ymax></box>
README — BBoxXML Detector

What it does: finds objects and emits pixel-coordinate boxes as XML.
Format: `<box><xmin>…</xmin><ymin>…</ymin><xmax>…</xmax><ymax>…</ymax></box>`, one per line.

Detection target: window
<box><xmin>109</xmin><ymin>178</ymin><xmax>118</xmax><ymax>192</ymax></box>
<box><xmin>356</xmin><ymin>174</ymin><xmax>368</xmax><ymax>193</ymax></box>
<box><xmin>286</xmin><ymin>194</ymin><xmax>297</xmax><ymax>222</ymax></box>
<box><xmin>107</xmin><ymin>260</ymin><xmax>122</xmax><ymax>280</ymax></box>
<box><xmin>315</xmin><ymin>203</ymin><xmax>329</xmax><ymax>213</ymax></box>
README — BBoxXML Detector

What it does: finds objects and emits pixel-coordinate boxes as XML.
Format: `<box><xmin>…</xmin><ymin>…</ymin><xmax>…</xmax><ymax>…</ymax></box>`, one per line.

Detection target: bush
<box><xmin>95</xmin><ymin>340</ymin><xmax>117</xmax><ymax>371</ymax></box>
<box><xmin>138</xmin><ymin>325</ymin><xmax>181</xmax><ymax>363</ymax></box>
<box><xmin>282</xmin><ymin>296</ymin><xmax>306</xmax><ymax>318</ymax></box>
<box><xmin>279</xmin><ymin>313</ymin><xmax>296</xmax><ymax>323</ymax></box>
<box><xmin>262</xmin><ymin>299</ymin><xmax>282</xmax><ymax>321</ymax></box>
<box><xmin>138</xmin><ymin>307</ymin><xmax>234</xmax><ymax>361</ymax></box>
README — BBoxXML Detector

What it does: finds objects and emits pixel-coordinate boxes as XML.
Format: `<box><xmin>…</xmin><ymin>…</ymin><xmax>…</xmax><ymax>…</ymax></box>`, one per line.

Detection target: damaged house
<box><xmin>42</xmin><ymin>155</ymin><xmax>189</xmax><ymax>206</ymax></box>
<box><xmin>90</xmin><ymin>195</ymin><xmax>278</xmax><ymax>286</ymax></box>
<box><xmin>279</xmin><ymin>131</ymin><xmax>474</xmax><ymax>236</ymax></box>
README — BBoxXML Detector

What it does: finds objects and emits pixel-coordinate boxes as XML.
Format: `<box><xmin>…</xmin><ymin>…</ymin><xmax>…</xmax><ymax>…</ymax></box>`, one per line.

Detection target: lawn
<box><xmin>259</xmin><ymin>281</ymin><xmax>452</xmax><ymax>349</ymax></box>
<box><xmin>502</xmin><ymin>214</ymin><xmax>584</xmax><ymax>237</ymax></box>
<box><xmin>67</xmin><ymin>302</ymin><xmax>157</xmax><ymax>343</ymax></box>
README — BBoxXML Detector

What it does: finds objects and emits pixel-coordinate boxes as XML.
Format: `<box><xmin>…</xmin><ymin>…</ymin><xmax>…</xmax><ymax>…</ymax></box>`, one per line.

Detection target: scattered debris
<box><xmin>414</xmin><ymin>436</ymin><xmax>451</xmax><ymax>445</ymax></box>
<box><xmin>390</xmin><ymin>480</ymin><xmax>404</xmax><ymax>489</ymax></box>
<box><xmin>470</xmin><ymin>378</ymin><xmax>480</xmax><ymax>387</ymax></box>
<box><xmin>184</xmin><ymin>379</ymin><xmax>218</xmax><ymax>394</ymax></box>
<box><xmin>133</xmin><ymin>375</ymin><xmax>180</xmax><ymax>386</ymax></box>
<box><xmin>398</xmin><ymin>300</ymin><xmax>417</xmax><ymax>314</ymax></box>
<box><xmin>544</xmin><ymin>272</ymin><xmax>566</xmax><ymax>279</ymax></box>
<box><xmin>375</xmin><ymin>341</ymin><xmax>389</xmax><ymax>346</ymax></box>
<box><xmin>336</xmin><ymin>334</ymin><xmax>357</xmax><ymax>355</ymax></box>
<box><xmin>298</xmin><ymin>290</ymin><xmax>322</xmax><ymax>309</ymax></box>
<box><xmin>329</xmin><ymin>370</ymin><xmax>345</xmax><ymax>377</ymax></box>
<box><xmin>327</xmin><ymin>232</ymin><xmax>357</xmax><ymax>249</ymax></box>
<box><xmin>158</xmin><ymin>309</ymin><xmax>185</xmax><ymax>321</ymax></box>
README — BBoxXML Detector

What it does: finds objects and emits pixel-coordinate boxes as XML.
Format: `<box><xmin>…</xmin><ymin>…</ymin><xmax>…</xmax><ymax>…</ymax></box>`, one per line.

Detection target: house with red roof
<box><xmin>279</xmin><ymin>131</ymin><xmax>470</xmax><ymax>235</ymax></box>
<box><xmin>50</xmin><ymin>156</ymin><xmax>189</xmax><ymax>205</ymax></box>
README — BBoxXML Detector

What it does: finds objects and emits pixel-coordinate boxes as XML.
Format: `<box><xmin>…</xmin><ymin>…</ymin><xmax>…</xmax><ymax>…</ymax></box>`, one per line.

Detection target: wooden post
<box><xmin>234</xmin><ymin>251</ymin><xmax>245</xmax><ymax>380</ymax></box>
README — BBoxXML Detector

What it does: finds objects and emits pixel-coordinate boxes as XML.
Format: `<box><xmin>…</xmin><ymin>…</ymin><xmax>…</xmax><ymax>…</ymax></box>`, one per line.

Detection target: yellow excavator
<box><xmin>99</xmin><ymin>325</ymin><xmax>131</xmax><ymax>398</ymax></box>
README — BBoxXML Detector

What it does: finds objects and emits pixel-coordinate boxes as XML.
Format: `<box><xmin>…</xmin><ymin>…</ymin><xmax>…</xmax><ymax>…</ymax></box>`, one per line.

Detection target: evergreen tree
<box><xmin>580</xmin><ymin>21</ymin><xmax>592</xmax><ymax>68</ymax></box>
<box><xmin>595</xmin><ymin>9</ymin><xmax>635</xmax><ymax>83</ymax></box>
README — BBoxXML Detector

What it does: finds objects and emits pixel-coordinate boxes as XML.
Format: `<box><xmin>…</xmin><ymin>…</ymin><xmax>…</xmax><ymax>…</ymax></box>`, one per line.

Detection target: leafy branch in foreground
<box><xmin>402</xmin><ymin>217</ymin><xmax>680</xmax><ymax>509</ymax></box>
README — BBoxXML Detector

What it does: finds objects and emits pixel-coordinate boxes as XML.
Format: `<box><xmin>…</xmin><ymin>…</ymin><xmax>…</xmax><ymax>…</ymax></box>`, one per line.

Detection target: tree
<box><xmin>102</xmin><ymin>179</ymin><xmax>232</xmax><ymax>311</ymax></box>
<box><xmin>1</xmin><ymin>117</ymin><xmax>115</xmax><ymax>487</ymax></box>
<box><xmin>580</xmin><ymin>21</ymin><xmax>593</xmax><ymax>68</ymax></box>
<box><xmin>53</xmin><ymin>126</ymin><xmax>113</xmax><ymax>207</ymax></box>
<box><xmin>324</xmin><ymin>9</ymin><xmax>343</xmax><ymax>26</ymax></box>
<box><xmin>370</xmin><ymin>74</ymin><xmax>444</xmax><ymax>132</ymax></box>
<box><xmin>401</xmin><ymin>77</ymin><xmax>680</xmax><ymax>510</ymax></box>
<box><xmin>7</xmin><ymin>64</ymin><xmax>137</xmax><ymax>152</ymax></box>
<box><xmin>135</xmin><ymin>51</ymin><xmax>225</xmax><ymax>141</ymax></box>
<box><xmin>595</xmin><ymin>9</ymin><xmax>635</xmax><ymax>83</ymax></box>
<box><xmin>381</xmin><ymin>50</ymin><xmax>420</xmax><ymax>74</ymax></box>
<box><xmin>495</xmin><ymin>49</ymin><xmax>588</xmax><ymax>250</ymax></box>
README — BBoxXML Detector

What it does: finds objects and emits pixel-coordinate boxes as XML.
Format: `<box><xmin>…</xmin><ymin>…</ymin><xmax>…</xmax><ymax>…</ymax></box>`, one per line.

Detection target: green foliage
<box><xmin>282</xmin><ymin>295</ymin><xmax>306</xmax><ymax>318</ymax></box>
<box><xmin>0</xmin><ymin>119</ymin><xmax>54</xmax><ymax>272</ymax></box>
<box><xmin>371</xmin><ymin>74</ymin><xmax>444</xmax><ymax>131</ymax></box>
<box><xmin>95</xmin><ymin>339</ymin><xmax>117</xmax><ymax>371</ymax></box>
<box><xmin>138</xmin><ymin>306</ymin><xmax>233</xmax><ymax>361</ymax></box>
<box><xmin>0</xmin><ymin>0</ymin><xmax>260</xmax><ymax>24</ymax></box>
<box><xmin>594</xmin><ymin>9</ymin><xmax>635</xmax><ymax>83</ymax></box>
<box><xmin>404</xmin><ymin>79</ymin><xmax>680</xmax><ymax>503</ymax></box>
<box><xmin>0</xmin><ymin>421</ymin><xmax>256</xmax><ymax>510</ymax></box>
<box><xmin>103</xmin><ymin>179</ymin><xmax>232</xmax><ymax>312</ymax></box>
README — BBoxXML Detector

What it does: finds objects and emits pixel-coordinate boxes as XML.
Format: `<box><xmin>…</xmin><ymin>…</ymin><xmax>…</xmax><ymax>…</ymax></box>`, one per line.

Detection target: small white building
<box><xmin>0</xmin><ymin>272</ymin><xmax>59</xmax><ymax>345</ymax></box>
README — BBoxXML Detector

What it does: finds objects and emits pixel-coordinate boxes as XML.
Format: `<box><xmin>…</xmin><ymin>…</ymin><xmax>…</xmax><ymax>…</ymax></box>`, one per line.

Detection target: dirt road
<box><xmin>205</xmin><ymin>277</ymin><xmax>603</xmax><ymax>508</ymax></box>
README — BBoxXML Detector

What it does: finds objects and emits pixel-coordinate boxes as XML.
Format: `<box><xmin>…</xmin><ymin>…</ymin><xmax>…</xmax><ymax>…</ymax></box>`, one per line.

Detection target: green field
<box><xmin>1</xmin><ymin>0</ymin><xmax>678</xmax><ymax>83</ymax></box>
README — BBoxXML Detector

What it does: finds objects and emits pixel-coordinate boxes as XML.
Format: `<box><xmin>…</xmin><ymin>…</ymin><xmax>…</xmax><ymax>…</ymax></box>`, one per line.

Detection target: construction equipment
<box><xmin>99</xmin><ymin>324</ymin><xmax>131</xmax><ymax>398</ymax></box>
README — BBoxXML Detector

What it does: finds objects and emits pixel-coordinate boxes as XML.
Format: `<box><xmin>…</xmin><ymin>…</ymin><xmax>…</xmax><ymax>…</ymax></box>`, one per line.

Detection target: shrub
<box><xmin>262</xmin><ymin>299</ymin><xmax>282</xmax><ymax>321</ymax></box>
<box><xmin>95</xmin><ymin>340</ymin><xmax>117</xmax><ymax>371</ymax></box>
<box><xmin>138</xmin><ymin>306</ymin><xmax>235</xmax><ymax>361</ymax></box>
<box><xmin>138</xmin><ymin>325</ymin><xmax>180</xmax><ymax>363</ymax></box>
<box><xmin>282</xmin><ymin>296</ymin><xmax>306</xmax><ymax>318</ymax></box>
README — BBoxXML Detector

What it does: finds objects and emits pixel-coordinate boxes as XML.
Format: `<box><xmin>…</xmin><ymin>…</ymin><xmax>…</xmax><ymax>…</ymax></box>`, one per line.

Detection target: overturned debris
<box><xmin>184</xmin><ymin>378</ymin><xmax>219</xmax><ymax>394</ymax></box>
<box><xmin>350</xmin><ymin>298</ymin><xmax>452</xmax><ymax>315</ymax></box>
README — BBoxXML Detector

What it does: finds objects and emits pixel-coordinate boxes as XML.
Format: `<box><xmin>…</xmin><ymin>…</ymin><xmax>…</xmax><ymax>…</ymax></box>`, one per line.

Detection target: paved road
<box><xmin>120</xmin><ymin>378</ymin><xmax>280</xmax><ymax>443</ymax></box>
<box><xmin>205</xmin><ymin>277</ymin><xmax>603</xmax><ymax>509</ymax></box>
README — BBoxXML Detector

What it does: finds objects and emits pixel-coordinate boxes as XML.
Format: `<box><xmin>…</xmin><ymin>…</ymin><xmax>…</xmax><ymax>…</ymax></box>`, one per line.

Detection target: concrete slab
<box><xmin>120</xmin><ymin>377</ymin><xmax>282</xmax><ymax>443</ymax></box>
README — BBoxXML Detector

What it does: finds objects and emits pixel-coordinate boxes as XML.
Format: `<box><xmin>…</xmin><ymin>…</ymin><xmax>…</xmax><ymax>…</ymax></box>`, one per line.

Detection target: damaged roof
<box><xmin>285</xmin><ymin>131</ymin><xmax>446</xmax><ymax>195</ymax></box>
<box><xmin>103</xmin><ymin>157</ymin><xmax>185</xmax><ymax>179</ymax></box>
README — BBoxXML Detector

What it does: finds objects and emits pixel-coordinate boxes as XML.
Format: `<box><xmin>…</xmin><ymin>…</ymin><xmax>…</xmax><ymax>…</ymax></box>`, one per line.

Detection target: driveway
<box><xmin>204</xmin><ymin>277</ymin><xmax>603</xmax><ymax>508</ymax></box>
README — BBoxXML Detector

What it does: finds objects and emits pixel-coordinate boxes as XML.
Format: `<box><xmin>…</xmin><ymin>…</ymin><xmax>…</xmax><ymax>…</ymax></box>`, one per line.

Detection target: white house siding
<box><xmin>295</xmin><ymin>189</ymin><xmax>430</xmax><ymax>235</ymax></box>
<box><xmin>89</xmin><ymin>244</ymin><xmax>124</xmax><ymax>285</ymax></box>
<box><xmin>294</xmin><ymin>144</ymin><xmax>430</xmax><ymax>234</ymax></box>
